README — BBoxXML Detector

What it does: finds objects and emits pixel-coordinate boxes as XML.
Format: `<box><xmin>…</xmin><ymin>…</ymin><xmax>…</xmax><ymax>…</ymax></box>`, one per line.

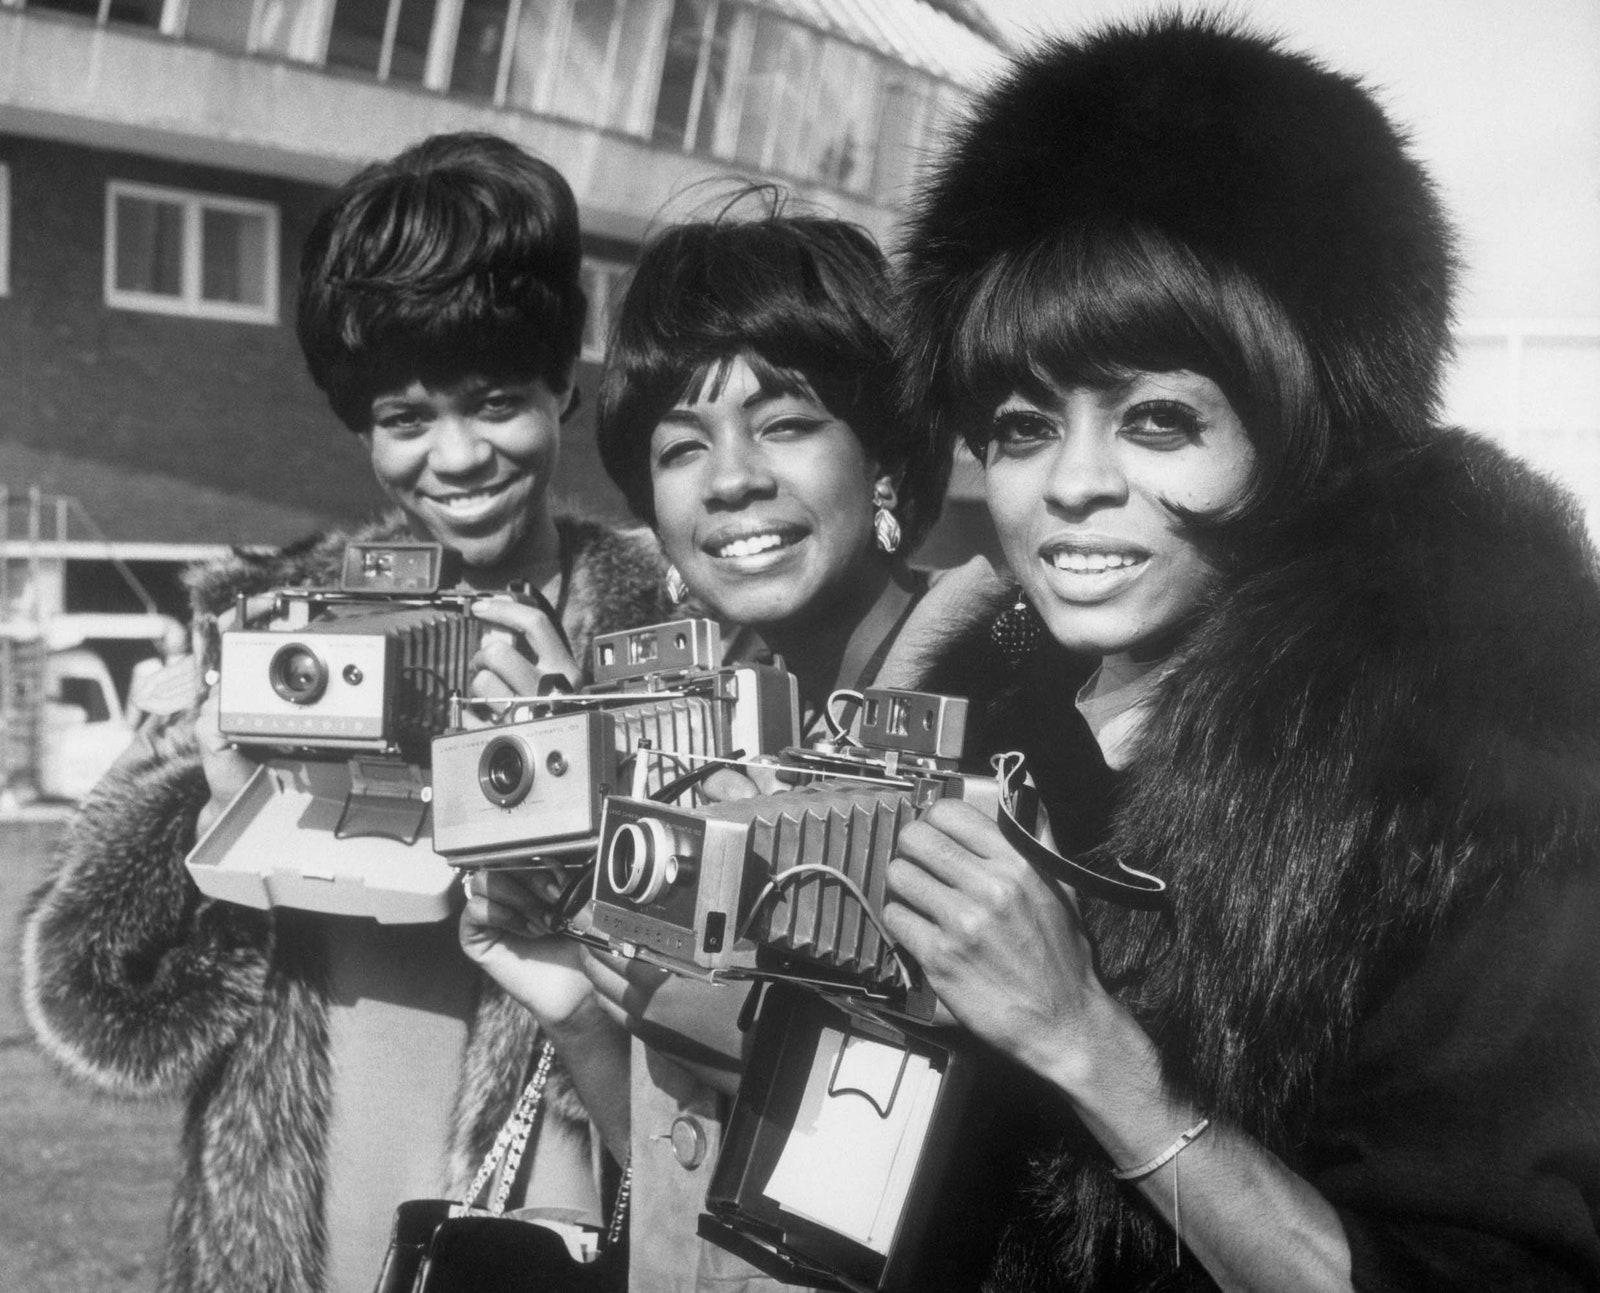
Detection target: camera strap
<box><xmin>466</xmin><ymin>1041</ymin><xmax>556</xmax><ymax>1215</ymax></box>
<box><xmin>991</xmin><ymin>752</ymin><xmax>1170</xmax><ymax>912</ymax></box>
<box><xmin>462</xmin><ymin>1040</ymin><xmax>634</xmax><ymax>1249</ymax></box>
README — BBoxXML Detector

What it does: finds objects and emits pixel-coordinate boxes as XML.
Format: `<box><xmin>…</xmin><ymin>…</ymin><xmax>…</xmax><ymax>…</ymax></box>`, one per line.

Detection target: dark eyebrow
<box><xmin>654</xmin><ymin>408</ymin><xmax>705</xmax><ymax>431</ymax></box>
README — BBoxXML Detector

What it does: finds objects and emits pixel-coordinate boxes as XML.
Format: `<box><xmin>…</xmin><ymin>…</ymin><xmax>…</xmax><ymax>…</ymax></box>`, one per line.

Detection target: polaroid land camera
<box><xmin>588</xmin><ymin>686</ymin><xmax>1023</xmax><ymax>1021</ymax></box>
<box><xmin>429</xmin><ymin>618</ymin><xmax>800</xmax><ymax>869</ymax></box>
<box><xmin>187</xmin><ymin>541</ymin><xmax>514</xmax><ymax>923</ymax></box>
<box><xmin>213</xmin><ymin>541</ymin><xmax>489</xmax><ymax>757</ymax></box>
<box><xmin>587</xmin><ymin>687</ymin><xmax>1040</xmax><ymax>1293</ymax></box>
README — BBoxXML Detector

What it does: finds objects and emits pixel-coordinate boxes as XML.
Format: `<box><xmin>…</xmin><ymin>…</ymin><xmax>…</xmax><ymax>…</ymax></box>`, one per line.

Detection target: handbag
<box><xmin>373</xmin><ymin>1042</ymin><xmax>630</xmax><ymax>1293</ymax></box>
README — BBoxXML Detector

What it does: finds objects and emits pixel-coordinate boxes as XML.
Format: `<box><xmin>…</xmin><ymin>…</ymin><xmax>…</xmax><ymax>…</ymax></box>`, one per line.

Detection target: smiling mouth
<box><xmin>707</xmin><ymin>530</ymin><xmax>803</xmax><ymax>560</ymax></box>
<box><xmin>425</xmin><ymin>479</ymin><xmax>517</xmax><ymax>514</ymax></box>
<box><xmin>1046</xmin><ymin>549</ymin><xmax>1147</xmax><ymax>573</ymax></box>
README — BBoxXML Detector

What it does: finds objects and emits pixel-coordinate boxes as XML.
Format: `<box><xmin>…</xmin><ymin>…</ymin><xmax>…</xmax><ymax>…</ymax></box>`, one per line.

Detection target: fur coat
<box><xmin>21</xmin><ymin>512</ymin><xmax>670</xmax><ymax>1293</ymax></box>
<box><xmin>979</xmin><ymin>430</ymin><xmax>1600</xmax><ymax>1290</ymax></box>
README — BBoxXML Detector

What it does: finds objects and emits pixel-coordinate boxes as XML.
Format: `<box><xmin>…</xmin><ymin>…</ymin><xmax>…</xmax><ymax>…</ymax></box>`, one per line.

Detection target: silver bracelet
<box><xmin>1110</xmin><ymin>1116</ymin><xmax>1211</xmax><ymax>1181</ymax></box>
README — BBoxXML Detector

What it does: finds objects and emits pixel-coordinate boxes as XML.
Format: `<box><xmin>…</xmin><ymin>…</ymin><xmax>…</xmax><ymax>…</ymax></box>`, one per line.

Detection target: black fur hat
<box><xmin>898</xmin><ymin>12</ymin><xmax>1460</xmax><ymax>457</ymax></box>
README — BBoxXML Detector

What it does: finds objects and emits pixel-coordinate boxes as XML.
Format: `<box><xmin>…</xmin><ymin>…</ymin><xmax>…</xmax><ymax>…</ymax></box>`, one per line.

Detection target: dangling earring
<box><xmin>991</xmin><ymin>590</ymin><xmax>1045</xmax><ymax>670</ymax></box>
<box><xmin>872</xmin><ymin>482</ymin><xmax>902</xmax><ymax>556</ymax></box>
<box><xmin>665</xmin><ymin>565</ymin><xmax>689</xmax><ymax>605</ymax></box>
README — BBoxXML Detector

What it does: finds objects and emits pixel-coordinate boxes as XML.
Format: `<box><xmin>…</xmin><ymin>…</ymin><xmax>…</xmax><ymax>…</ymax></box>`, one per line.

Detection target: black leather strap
<box><xmin>992</xmin><ymin>752</ymin><xmax>1170</xmax><ymax>911</ymax></box>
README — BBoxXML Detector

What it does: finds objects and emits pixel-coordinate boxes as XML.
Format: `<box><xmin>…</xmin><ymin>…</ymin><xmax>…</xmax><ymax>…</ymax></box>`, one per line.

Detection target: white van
<box><xmin>34</xmin><ymin>613</ymin><xmax>186</xmax><ymax>800</ymax></box>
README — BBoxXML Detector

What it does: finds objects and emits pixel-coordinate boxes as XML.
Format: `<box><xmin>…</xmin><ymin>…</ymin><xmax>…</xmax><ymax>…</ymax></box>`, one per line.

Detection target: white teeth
<box><xmin>715</xmin><ymin>533</ymin><xmax>786</xmax><ymax>559</ymax></box>
<box><xmin>435</xmin><ymin>484</ymin><xmax>504</xmax><ymax>511</ymax></box>
<box><xmin>1050</xmin><ymin>550</ymin><xmax>1142</xmax><ymax>572</ymax></box>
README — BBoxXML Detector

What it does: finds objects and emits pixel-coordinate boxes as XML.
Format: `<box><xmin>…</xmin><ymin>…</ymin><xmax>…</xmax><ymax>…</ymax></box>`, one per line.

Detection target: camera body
<box><xmin>589</xmin><ymin>687</ymin><xmax>1009</xmax><ymax>1015</ymax></box>
<box><xmin>429</xmin><ymin>619</ymin><xmax>799</xmax><ymax>868</ymax></box>
<box><xmin>216</xmin><ymin>542</ymin><xmax>491</xmax><ymax>758</ymax></box>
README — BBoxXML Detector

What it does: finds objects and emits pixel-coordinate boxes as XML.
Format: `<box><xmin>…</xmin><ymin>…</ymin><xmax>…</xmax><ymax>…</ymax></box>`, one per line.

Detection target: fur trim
<box><xmin>874</xmin><ymin>555</ymin><xmax>1015</xmax><ymax>692</ymax></box>
<box><xmin>164</xmin><ymin>913</ymin><xmax>331</xmax><ymax>1293</ymax></box>
<box><xmin>990</xmin><ymin>432</ymin><xmax>1600</xmax><ymax>1286</ymax></box>
<box><xmin>898</xmin><ymin>12</ymin><xmax>1459</xmax><ymax>449</ymax></box>
<box><xmin>21</xmin><ymin>749</ymin><xmax>273</xmax><ymax>1098</ymax></box>
<box><xmin>26</xmin><ymin>510</ymin><xmax>669</xmax><ymax>1293</ymax></box>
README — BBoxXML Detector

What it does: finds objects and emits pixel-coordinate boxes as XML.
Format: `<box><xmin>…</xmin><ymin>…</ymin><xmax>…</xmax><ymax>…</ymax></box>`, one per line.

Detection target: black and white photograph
<box><xmin>1</xmin><ymin>0</ymin><xmax>1596</xmax><ymax>1289</ymax></box>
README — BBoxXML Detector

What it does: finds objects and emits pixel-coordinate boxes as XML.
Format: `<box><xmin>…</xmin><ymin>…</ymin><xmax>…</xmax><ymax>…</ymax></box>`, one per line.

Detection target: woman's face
<box><xmin>983</xmin><ymin>370</ymin><xmax>1256</xmax><ymax>665</ymax></box>
<box><xmin>362</xmin><ymin>374</ymin><xmax>565</xmax><ymax>572</ymax></box>
<box><xmin>649</xmin><ymin>356</ymin><xmax>886</xmax><ymax>628</ymax></box>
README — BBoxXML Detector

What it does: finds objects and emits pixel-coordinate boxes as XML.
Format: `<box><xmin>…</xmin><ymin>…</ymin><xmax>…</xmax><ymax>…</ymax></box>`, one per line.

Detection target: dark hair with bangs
<box><xmin>923</xmin><ymin>223</ymin><xmax>1327</xmax><ymax>530</ymax></box>
<box><xmin>297</xmin><ymin>132</ymin><xmax>586</xmax><ymax>432</ymax></box>
<box><xmin>597</xmin><ymin>204</ymin><xmax>938</xmax><ymax>547</ymax></box>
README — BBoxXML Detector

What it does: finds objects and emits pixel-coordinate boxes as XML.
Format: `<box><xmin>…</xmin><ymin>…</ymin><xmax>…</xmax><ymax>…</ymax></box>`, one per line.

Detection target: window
<box><xmin>27</xmin><ymin>0</ymin><xmax>172</xmax><ymax>30</ymax></box>
<box><xmin>326</xmin><ymin>0</ymin><xmax>440</xmax><ymax>83</ymax></box>
<box><xmin>0</xmin><ymin>164</ymin><xmax>10</xmax><ymax>298</ymax></box>
<box><xmin>580</xmin><ymin>257</ymin><xmax>632</xmax><ymax>362</ymax></box>
<box><xmin>105</xmin><ymin>182</ymin><xmax>279</xmax><ymax>324</ymax></box>
<box><xmin>499</xmin><ymin>0</ymin><xmax>670</xmax><ymax>130</ymax></box>
<box><xmin>183</xmin><ymin>0</ymin><xmax>256</xmax><ymax>51</ymax></box>
<box><xmin>873</xmin><ymin>70</ymin><xmax>936</xmax><ymax>203</ymax></box>
<box><xmin>735</xmin><ymin>15</ymin><xmax>817</xmax><ymax>173</ymax></box>
<box><xmin>450</xmin><ymin>0</ymin><xmax>515</xmax><ymax>97</ymax></box>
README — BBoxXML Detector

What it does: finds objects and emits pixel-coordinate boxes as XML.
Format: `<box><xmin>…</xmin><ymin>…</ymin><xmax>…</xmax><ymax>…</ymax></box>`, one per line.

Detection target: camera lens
<box><xmin>607</xmin><ymin>817</ymin><xmax>676</xmax><ymax>904</ymax></box>
<box><xmin>269</xmin><ymin>643</ymin><xmax>328</xmax><ymax>705</ymax></box>
<box><xmin>485</xmin><ymin>744</ymin><xmax>524</xmax><ymax>795</ymax></box>
<box><xmin>478</xmin><ymin>736</ymin><xmax>535</xmax><ymax>808</ymax></box>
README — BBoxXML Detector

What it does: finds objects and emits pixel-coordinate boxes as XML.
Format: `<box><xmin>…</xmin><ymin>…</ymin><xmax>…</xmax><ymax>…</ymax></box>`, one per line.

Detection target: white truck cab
<box><xmin>34</xmin><ymin>613</ymin><xmax>186</xmax><ymax>800</ymax></box>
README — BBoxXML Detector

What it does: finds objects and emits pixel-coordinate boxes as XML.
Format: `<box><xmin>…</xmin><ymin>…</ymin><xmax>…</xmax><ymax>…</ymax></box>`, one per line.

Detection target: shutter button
<box><xmin>669</xmin><ymin>1115</ymin><xmax>708</xmax><ymax>1168</ymax></box>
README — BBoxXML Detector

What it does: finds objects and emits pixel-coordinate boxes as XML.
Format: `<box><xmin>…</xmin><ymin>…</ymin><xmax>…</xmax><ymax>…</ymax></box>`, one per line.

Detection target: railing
<box><xmin>0</xmin><ymin>487</ymin><xmax>164</xmax><ymax>806</ymax></box>
<box><xmin>0</xmin><ymin>487</ymin><xmax>51</xmax><ymax>805</ymax></box>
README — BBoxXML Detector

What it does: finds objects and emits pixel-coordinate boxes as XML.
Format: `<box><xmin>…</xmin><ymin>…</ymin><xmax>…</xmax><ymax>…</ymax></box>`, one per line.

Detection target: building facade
<box><xmin>0</xmin><ymin>0</ymin><xmax>1003</xmax><ymax>798</ymax></box>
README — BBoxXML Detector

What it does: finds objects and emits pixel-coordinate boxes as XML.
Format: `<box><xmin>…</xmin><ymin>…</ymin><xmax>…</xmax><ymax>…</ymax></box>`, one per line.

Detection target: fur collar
<box><xmin>995</xmin><ymin>430</ymin><xmax>1600</xmax><ymax>1286</ymax></box>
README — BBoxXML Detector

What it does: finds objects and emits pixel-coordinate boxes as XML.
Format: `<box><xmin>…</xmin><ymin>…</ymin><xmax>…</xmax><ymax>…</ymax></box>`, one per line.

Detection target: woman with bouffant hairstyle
<box><xmin>24</xmin><ymin>132</ymin><xmax>666</xmax><ymax>1293</ymax></box>
<box><xmin>884</xmin><ymin>16</ymin><xmax>1600</xmax><ymax>1291</ymax></box>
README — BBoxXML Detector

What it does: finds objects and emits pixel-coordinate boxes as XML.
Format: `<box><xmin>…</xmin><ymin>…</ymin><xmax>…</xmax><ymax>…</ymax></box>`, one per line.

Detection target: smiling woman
<box><xmin>363</xmin><ymin>374</ymin><xmax>566</xmax><ymax>579</ymax></box>
<box><xmin>595</xmin><ymin>206</ymin><xmax>969</xmax><ymax>730</ymax></box>
<box><xmin>646</xmin><ymin>355</ymin><xmax>887</xmax><ymax>638</ymax></box>
<box><xmin>22</xmin><ymin>132</ymin><xmax>669</xmax><ymax>1293</ymax></box>
<box><xmin>520</xmin><ymin>201</ymin><xmax>1023</xmax><ymax>1293</ymax></box>
<box><xmin>983</xmin><ymin>372</ymin><xmax>1256</xmax><ymax>665</ymax></box>
<box><xmin>884</xmin><ymin>14</ymin><xmax>1600</xmax><ymax>1292</ymax></box>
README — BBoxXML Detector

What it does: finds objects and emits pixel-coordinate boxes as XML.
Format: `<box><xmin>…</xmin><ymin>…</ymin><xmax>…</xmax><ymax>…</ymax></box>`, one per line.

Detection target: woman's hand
<box><xmin>884</xmin><ymin>798</ymin><xmax>1112</xmax><ymax>1092</ymax></box>
<box><xmin>580</xmin><ymin>948</ymin><xmax>746</xmax><ymax>1091</ymax></box>
<box><xmin>459</xmin><ymin>869</ymin><xmax>598</xmax><ymax>1032</ymax></box>
<box><xmin>699</xmin><ymin>756</ymin><xmax>787</xmax><ymax>803</ymax></box>
<box><xmin>462</xmin><ymin>868</ymin><xmax>636</xmax><ymax>1160</ymax></box>
<box><xmin>194</xmin><ymin>691</ymin><xmax>261</xmax><ymax>836</ymax></box>
<box><xmin>467</xmin><ymin>597</ymin><xmax>584</xmax><ymax>704</ymax></box>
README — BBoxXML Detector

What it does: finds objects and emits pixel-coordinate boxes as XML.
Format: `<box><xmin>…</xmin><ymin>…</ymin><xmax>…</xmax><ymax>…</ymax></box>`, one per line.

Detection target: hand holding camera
<box><xmin>885</xmin><ymin>799</ymin><xmax>1103</xmax><ymax>1079</ymax></box>
<box><xmin>459</xmin><ymin>869</ymin><xmax>600</xmax><ymax>1033</ymax></box>
<box><xmin>464</xmin><ymin>595</ymin><xmax>582</xmax><ymax>707</ymax></box>
<box><xmin>194</xmin><ymin>689</ymin><xmax>263</xmax><ymax>837</ymax></box>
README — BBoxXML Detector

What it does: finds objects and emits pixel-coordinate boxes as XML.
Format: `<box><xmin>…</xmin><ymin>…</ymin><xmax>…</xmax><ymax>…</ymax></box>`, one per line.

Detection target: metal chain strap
<box><xmin>465</xmin><ymin>1041</ymin><xmax>555</xmax><ymax>1214</ymax></box>
<box><xmin>463</xmin><ymin>1041</ymin><xmax>633</xmax><ymax>1255</ymax></box>
<box><xmin>605</xmin><ymin>1155</ymin><xmax>633</xmax><ymax>1250</ymax></box>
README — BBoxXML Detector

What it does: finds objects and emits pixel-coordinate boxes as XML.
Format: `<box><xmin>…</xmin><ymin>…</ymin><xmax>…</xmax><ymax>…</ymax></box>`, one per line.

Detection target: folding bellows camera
<box><xmin>215</xmin><ymin>541</ymin><xmax>491</xmax><ymax>758</ymax></box>
<box><xmin>589</xmin><ymin>687</ymin><xmax>1019</xmax><ymax>1019</ymax></box>
<box><xmin>430</xmin><ymin>618</ymin><xmax>800</xmax><ymax>868</ymax></box>
<box><xmin>191</xmin><ymin>541</ymin><xmax>507</xmax><ymax>922</ymax></box>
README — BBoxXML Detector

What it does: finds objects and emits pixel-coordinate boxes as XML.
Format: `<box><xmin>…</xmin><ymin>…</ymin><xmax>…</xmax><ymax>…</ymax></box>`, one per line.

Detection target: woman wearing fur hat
<box><xmin>21</xmin><ymin>133</ymin><xmax>668</xmax><ymax>1293</ymax></box>
<box><xmin>885</xmin><ymin>15</ymin><xmax>1600</xmax><ymax>1291</ymax></box>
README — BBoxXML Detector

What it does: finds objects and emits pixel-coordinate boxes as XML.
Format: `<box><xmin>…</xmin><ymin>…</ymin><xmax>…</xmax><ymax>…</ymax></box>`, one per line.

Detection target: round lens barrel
<box><xmin>269</xmin><ymin>643</ymin><xmax>328</xmax><ymax>705</ymax></box>
<box><xmin>607</xmin><ymin>817</ymin><xmax>675</xmax><ymax>904</ymax></box>
<box><xmin>478</xmin><ymin>736</ymin><xmax>535</xmax><ymax>808</ymax></box>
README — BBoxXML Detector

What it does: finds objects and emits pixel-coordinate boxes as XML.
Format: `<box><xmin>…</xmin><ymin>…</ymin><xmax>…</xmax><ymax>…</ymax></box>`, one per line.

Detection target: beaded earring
<box><xmin>990</xmin><ymin>591</ymin><xmax>1047</xmax><ymax>669</ymax></box>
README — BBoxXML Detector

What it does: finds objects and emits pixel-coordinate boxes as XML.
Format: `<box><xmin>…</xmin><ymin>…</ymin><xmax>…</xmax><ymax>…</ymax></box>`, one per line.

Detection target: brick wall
<box><xmin>0</xmin><ymin>135</ymin><xmax>634</xmax><ymax>538</ymax></box>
